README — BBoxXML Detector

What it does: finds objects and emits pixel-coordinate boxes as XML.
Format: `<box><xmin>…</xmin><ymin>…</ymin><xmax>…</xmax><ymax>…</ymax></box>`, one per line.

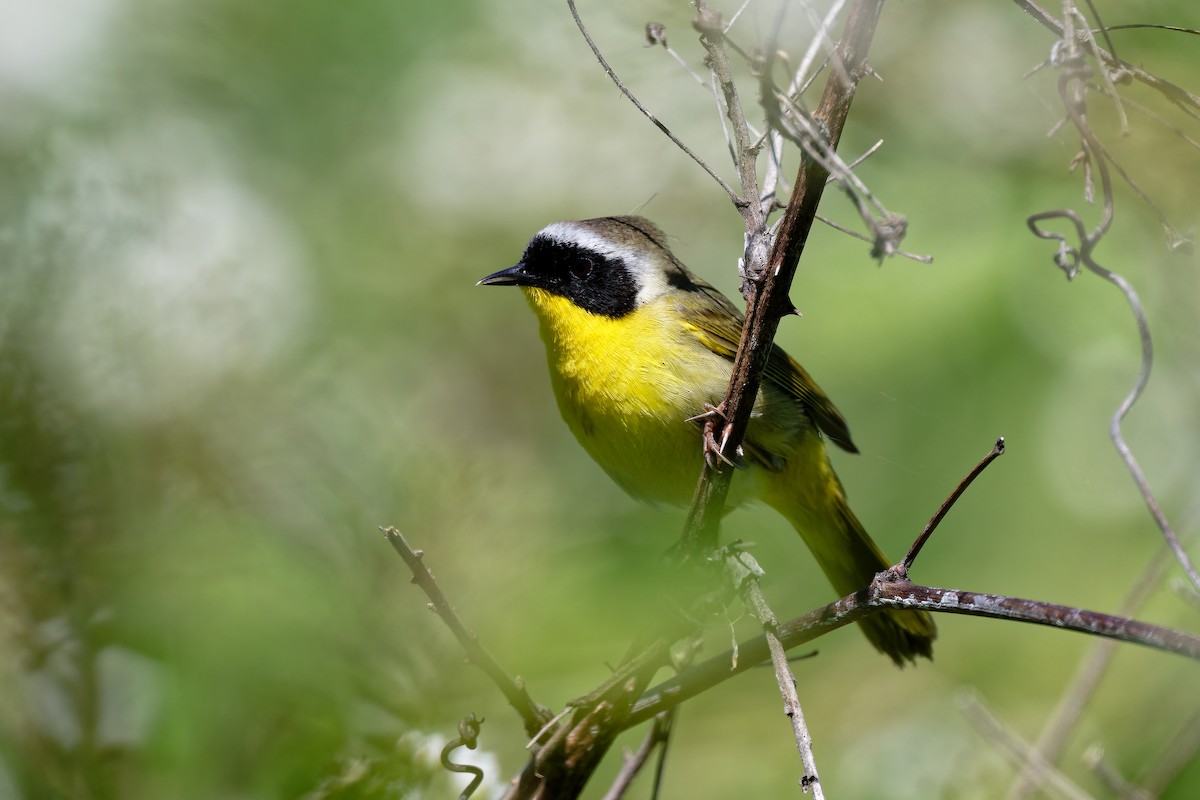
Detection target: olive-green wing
<box><xmin>681</xmin><ymin>279</ymin><xmax>858</xmax><ymax>454</ymax></box>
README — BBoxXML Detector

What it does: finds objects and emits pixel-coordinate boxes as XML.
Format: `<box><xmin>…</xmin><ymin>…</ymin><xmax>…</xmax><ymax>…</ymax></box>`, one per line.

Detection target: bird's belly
<box><xmin>559</xmin><ymin>383</ymin><xmax>707</xmax><ymax>505</ymax></box>
<box><xmin>546</xmin><ymin>336</ymin><xmax>727</xmax><ymax>507</ymax></box>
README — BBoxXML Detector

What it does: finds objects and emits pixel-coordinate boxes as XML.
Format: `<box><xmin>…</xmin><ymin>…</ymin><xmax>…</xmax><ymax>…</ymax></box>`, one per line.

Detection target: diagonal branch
<box><xmin>382</xmin><ymin>527</ymin><xmax>551</xmax><ymax>738</ymax></box>
<box><xmin>680</xmin><ymin>0</ymin><xmax>887</xmax><ymax>556</ymax></box>
<box><xmin>566</xmin><ymin>0</ymin><xmax>741</xmax><ymax>205</ymax></box>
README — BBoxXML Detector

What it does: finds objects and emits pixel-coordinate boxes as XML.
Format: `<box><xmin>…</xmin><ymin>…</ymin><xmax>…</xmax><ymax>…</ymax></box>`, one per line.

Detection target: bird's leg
<box><xmin>687</xmin><ymin>403</ymin><xmax>738</xmax><ymax>469</ymax></box>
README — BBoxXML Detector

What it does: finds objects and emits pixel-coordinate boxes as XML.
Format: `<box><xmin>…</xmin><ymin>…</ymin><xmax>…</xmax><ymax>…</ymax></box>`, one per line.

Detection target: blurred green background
<box><xmin>1</xmin><ymin>1</ymin><xmax>1198</xmax><ymax>797</ymax></box>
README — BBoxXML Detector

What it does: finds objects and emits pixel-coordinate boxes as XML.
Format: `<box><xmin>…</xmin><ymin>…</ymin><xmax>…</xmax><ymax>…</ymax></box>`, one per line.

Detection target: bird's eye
<box><xmin>570</xmin><ymin>258</ymin><xmax>593</xmax><ymax>281</ymax></box>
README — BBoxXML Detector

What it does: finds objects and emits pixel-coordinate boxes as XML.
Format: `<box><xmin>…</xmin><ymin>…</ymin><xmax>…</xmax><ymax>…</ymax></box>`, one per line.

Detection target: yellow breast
<box><xmin>523</xmin><ymin>288</ymin><xmax>728</xmax><ymax>505</ymax></box>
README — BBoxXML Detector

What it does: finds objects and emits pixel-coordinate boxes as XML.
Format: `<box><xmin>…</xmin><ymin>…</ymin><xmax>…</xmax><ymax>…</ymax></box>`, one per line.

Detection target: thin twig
<box><xmin>1083</xmin><ymin>745</ymin><xmax>1154</xmax><ymax>800</ymax></box>
<box><xmin>381</xmin><ymin>527</ymin><xmax>550</xmax><ymax>737</ymax></box>
<box><xmin>1139</xmin><ymin>710</ymin><xmax>1200</xmax><ymax>795</ymax></box>
<box><xmin>1075</xmin><ymin>2</ymin><xmax>1129</xmax><ymax>134</ymax></box>
<box><xmin>627</xmin><ymin>578</ymin><xmax>1200</xmax><ymax>728</ymax></box>
<box><xmin>566</xmin><ymin>0</ymin><xmax>741</xmax><ymax>205</ymax></box>
<box><xmin>813</xmin><ymin>213</ymin><xmax>933</xmax><ymax>263</ymax></box>
<box><xmin>757</xmin><ymin>0</ymin><xmax>850</xmax><ymax>214</ymax></box>
<box><xmin>1005</xmin><ymin>548</ymin><xmax>1174</xmax><ymax>800</ymax></box>
<box><xmin>734</xmin><ymin>551</ymin><xmax>824</xmax><ymax>798</ymax></box>
<box><xmin>1011</xmin><ymin>0</ymin><xmax>1200</xmax><ymax>119</ymax></box>
<box><xmin>767</xmin><ymin>87</ymin><xmax>910</xmax><ymax>260</ymax></box>
<box><xmin>693</xmin><ymin>0</ymin><xmax>765</xmax><ymax>227</ymax></box>
<box><xmin>899</xmin><ymin>437</ymin><xmax>1006</xmax><ymax>574</ymax></box>
<box><xmin>600</xmin><ymin>710</ymin><xmax>675</xmax><ymax>800</ymax></box>
<box><xmin>959</xmin><ymin>692</ymin><xmax>1096</xmax><ymax>800</ymax></box>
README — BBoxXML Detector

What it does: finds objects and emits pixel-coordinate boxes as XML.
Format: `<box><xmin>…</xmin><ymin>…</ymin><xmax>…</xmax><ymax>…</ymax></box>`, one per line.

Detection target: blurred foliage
<box><xmin>0</xmin><ymin>1</ymin><xmax>1198</xmax><ymax>798</ymax></box>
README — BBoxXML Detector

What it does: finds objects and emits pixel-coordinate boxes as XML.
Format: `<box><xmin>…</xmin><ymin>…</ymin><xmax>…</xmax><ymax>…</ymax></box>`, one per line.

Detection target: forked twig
<box><xmin>960</xmin><ymin>693</ymin><xmax>1095</xmax><ymax>800</ymax></box>
<box><xmin>1005</xmin><ymin>538</ymin><xmax>1184</xmax><ymax>800</ymax></box>
<box><xmin>567</xmin><ymin>0</ymin><xmax>740</xmax><ymax>205</ymax></box>
<box><xmin>600</xmin><ymin>710</ymin><xmax>675</xmax><ymax>800</ymax></box>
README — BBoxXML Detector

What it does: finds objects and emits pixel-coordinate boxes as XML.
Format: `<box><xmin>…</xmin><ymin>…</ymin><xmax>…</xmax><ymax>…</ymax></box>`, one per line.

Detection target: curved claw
<box><xmin>691</xmin><ymin>403</ymin><xmax>742</xmax><ymax>469</ymax></box>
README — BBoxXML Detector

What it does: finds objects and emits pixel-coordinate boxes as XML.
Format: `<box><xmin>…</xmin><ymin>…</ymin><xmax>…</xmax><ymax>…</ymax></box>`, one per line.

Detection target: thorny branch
<box><xmin>677</xmin><ymin>3</ymin><xmax>887</xmax><ymax>789</ymax></box>
<box><xmin>681</xmin><ymin>0</ymin><xmax>887</xmax><ymax>557</ymax></box>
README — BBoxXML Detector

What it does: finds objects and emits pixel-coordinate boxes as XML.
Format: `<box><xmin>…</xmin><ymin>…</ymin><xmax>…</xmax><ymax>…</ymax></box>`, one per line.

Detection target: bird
<box><xmin>479</xmin><ymin>215</ymin><xmax>935</xmax><ymax>665</ymax></box>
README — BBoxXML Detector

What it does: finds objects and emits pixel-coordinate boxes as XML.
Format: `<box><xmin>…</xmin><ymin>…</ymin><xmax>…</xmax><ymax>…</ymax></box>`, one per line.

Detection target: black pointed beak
<box><xmin>477</xmin><ymin>263</ymin><xmax>528</xmax><ymax>287</ymax></box>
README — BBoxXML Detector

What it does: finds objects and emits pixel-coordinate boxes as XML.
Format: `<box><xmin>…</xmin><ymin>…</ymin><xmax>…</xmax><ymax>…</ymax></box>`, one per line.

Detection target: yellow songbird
<box><xmin>480</xmin><ymin>216</ymin><xmax>935</xmax><ymax>664</ymax></box>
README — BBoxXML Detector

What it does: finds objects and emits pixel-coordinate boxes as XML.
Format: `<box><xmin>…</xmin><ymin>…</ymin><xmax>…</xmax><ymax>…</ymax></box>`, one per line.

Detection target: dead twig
<box><xmin>600</xmin><ymin>710</ymin><xmax>676</xmax><ymax>800</ymax></box>
<box><xmin>628</xmin><ymin>578</ymin><xmax>1200</xmax><ymax>728</ymax></box>
<box><xmin>381</xmin><ymin>527</ymin><xmax>551</xmax><ymax>737</ymax></box>
<box><xmin>898</xmin><ymin>437</ymin><xmax>1006</xmax><ymax>576</ymax></box>
<box><xmin>567</xmin><ymin>0</ymin><xmax>740</xmax><ymax>205</ymax></box>
<box><xmin>1004</xmin><ymin>535</ymin><xmax>1188</xmax><ymax>800</ymax></box>
<box><xmin>960</xmin><ymin>692</ymin><xmax>1096</xmax><ymax>800</ymax></box>
<box><xmin>730</xmin><ymin>550</ymin><xmax>824</xmax><ymax>798</ymax></box>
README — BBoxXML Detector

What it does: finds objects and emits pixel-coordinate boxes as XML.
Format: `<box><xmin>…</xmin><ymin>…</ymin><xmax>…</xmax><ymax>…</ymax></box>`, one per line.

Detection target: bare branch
<box><xmin>1012</xmin><ymin>0</ymin><xmax>1200</xmax><ymax>119</ymax></box>
<box><xmin>680</xmin><ymin>0</ymin><xmax>887</xmax><ymax>557</ymax></box>
<box><xmin>628</xmin><ymin>578</ymin><xmax>1200</xmax><ymax>728</ymax></box>
<box><xmin>600</xmin><ymin>711</ymin><xmax>675</xmax><ymax>800</ymax></box>
<box><xmin>1005</xmin><ymin>539</ymin><xmax>1183</xmax><ymax>800</ymax></box>
<box><xmin>899</xmin><ymin>437</ymin><xmax>1005</xmax><ymax>575</ymax></box>
<box><xmin>566</xmin><ymin>0</ymin><xmax>741</xmax><ymax>205</ymax></box>
<box><xmin>381</xmin><ymin>527</ymin><xmax>551</xmax><ymax>738</ymax></box>
<box><xmin>733</xmin><ymin>550</ymin><xmax>824</xmax><ymax>798</ymax></box>
<box><xmin>960</xmin><ymin>692</ymin><xmax>1096</xmax><ymax>800</ymax></box>
<box><xmin>693</xmin><ymin>1</ymin><xmax>765</xmax><ymax>228</ymax></box>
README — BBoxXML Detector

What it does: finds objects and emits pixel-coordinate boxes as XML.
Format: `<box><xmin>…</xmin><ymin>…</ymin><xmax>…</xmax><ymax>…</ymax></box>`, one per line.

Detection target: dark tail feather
<box><xmin>762</xmin><ymin>444</ymin><xmax>936</xmax><ymax>665</ymax></box>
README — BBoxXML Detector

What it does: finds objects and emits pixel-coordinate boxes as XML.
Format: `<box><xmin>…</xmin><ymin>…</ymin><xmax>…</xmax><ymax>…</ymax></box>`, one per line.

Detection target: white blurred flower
<box><xmin>401</xmin><ymin>728</ymin><xmax>505</xmax><ymax>800</ymax></box>
<box><xmin>25</xmin><ymin>117</ymin><xmax>311</xmax><ymax>426</ymax></box>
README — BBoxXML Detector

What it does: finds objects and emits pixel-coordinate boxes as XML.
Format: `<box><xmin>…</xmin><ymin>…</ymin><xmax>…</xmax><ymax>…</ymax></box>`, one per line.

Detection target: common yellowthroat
<box><xmin>480</xmin><ymin>216</ymin><xmax>935</xmax><ymax>664</ymax></box>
